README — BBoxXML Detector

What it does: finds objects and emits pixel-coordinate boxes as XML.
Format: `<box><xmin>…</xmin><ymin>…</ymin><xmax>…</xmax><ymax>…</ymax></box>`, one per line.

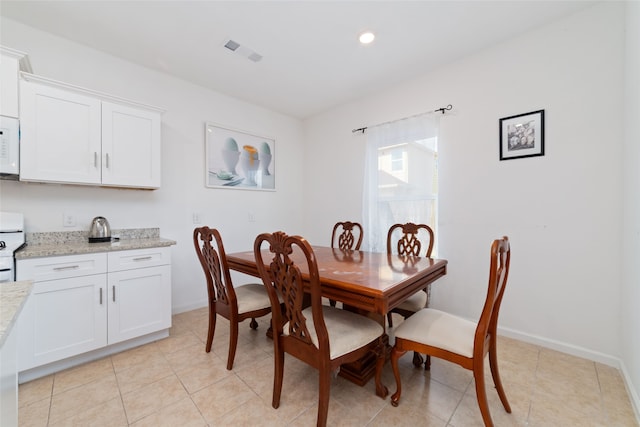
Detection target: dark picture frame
<box><xmin>499</xmin><ymin>109</ymin><xmax>545</xmax><ymax>161</ymax></box>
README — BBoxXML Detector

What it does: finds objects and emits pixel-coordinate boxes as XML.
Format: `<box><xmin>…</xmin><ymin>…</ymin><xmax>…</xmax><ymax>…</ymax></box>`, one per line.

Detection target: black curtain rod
<box><xmin>351</xmin><ymin>104</ymin><xmax>453</xmax><ymax>134</ymax></box>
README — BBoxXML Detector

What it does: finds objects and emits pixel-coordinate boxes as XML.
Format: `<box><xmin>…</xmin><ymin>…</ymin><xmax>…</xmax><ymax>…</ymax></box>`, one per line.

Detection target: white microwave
<box><xmin>0</xmin><ymin>115</ymin><xmax>19</xmax><ymax>179</ymax></box>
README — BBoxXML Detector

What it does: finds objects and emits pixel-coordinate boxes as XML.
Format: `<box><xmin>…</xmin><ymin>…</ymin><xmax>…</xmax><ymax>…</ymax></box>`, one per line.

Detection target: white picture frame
<box><xmin>205</xmin><ymin>123</ymin><xmax>275</xmax><ymax>190</ymax></box>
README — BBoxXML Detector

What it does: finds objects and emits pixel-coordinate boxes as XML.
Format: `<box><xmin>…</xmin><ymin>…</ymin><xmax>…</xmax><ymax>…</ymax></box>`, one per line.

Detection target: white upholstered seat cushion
<box><xmin>235</xmin><ymin>283</ymin><xmax>272</xmax><ymax>314</ymax></box>
<box><xmin>395</xmin><ymin>291</ymin><xmax>427</xmax><ymax>312</ymax></box>
<box><xmin>393</xmin><ymin>308</ymin><xmax>477</xmax><ymax>358</ymax></box>
<box><xmin>284</xmin><ymin>306</ymin><xmax>383</xmax><ymax>360</ymax></box>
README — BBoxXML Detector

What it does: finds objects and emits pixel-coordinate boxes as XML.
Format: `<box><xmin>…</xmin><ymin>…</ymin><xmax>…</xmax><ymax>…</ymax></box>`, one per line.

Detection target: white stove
<box><xmin>0</xmin><ymin>212</ymin><xmax>25</xmax><ymax>283</ymax></box>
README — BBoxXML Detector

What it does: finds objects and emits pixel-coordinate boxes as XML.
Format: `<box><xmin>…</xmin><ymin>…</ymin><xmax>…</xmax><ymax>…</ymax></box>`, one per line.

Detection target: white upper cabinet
<box><xmin>19</xmin><ymin>73</ymin><xmax>163</xmax><ymax>189</ymax></box>
<box><xmin>101</xmin><ymin>101</ymin><xmax>161</xmax><ymax>188</ymax></box>
<box><xmin>0</xmin><ymin>46</ymin><xmax>32</xmax><ymax>118</ymax></box>
<box><xmin>19</xmin><ymin>79</ymin><xmax>102</xmax><ymax>184</ymax></box>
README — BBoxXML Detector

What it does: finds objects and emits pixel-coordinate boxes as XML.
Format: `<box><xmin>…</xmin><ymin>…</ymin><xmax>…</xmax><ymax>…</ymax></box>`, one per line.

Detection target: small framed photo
<box><xmin>499</xmin><ymin>110</ymin><xmax>545</xmax><ymax>161</ymax></box>
<box><xmin>205</xmin><ymin>123</ymin><xmax>275</xmax><ymax>191</ymax></box>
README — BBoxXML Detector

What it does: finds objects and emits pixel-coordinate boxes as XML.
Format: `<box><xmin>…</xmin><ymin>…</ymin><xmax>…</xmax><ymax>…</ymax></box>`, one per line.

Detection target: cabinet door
<box><xmin>19</xmin><ymin>80</ymin><xmax>102</xmax><ymax>184</ymax></box>
<box><xmin>17</xmin><ymin>275</ymin><xmax>108</xmax><ymax>372</ymax></box>
<box><xmin>107</xmin><ymin>265</ymin><xmax>171</xmax><ymax>344</ymax></box>
<box><xmin>101</xmin><ymin>101</ymin><xmax>161</xmax><ymax>189</ymax></box>
<box><xmin>0</xmin><ymin>48</ymin><xmax>21</xmax><ymax>118</ymax></box>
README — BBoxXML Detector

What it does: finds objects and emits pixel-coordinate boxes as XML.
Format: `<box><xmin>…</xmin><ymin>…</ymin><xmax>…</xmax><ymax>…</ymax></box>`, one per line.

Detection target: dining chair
<box><xmin>254</xmin><ymin>231</ymin><xmax>387</xmax><ymax>427</ymax></box>
<box><xmin>331</xmin><ymin>221</ymin><xmax>363</xmax><ymax>251</ymax></box>
<box><xmin>329</xmin><ymin>221</ymin><xmax>363</xmax><ymax>307</ymax></box>
<box><xmin>193</xmin><ymin>226</ymin><xmax>272</xmax><ymax>370</ymax></box>
<box><xmin>386</xmin><ymin>222</ymin><xmax>435</xmax><ymax>367</ymax></box>
<box><xmin>389</xmin><ymin>236</ymin><xmax>512</xmax><ymax>427</ymax></box>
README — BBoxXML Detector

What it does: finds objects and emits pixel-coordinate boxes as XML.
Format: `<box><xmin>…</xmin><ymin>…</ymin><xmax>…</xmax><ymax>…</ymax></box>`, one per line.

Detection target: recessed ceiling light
<box><xmin>359</xmin><ymin>32</ymin><xmax>375</xmax><ymax>45</ymax></box>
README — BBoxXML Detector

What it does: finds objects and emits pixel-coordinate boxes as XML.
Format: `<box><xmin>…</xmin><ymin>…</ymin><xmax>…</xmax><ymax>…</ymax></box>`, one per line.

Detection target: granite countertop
<box><xmin>0</xmin><ymin>280</ymin><xmax>32</xmax><ymax>348</ymax></box>
<box><xmin>15</xmin><ymin>228</ymin><xmax>176</xmax><ymax>260</ymax></box>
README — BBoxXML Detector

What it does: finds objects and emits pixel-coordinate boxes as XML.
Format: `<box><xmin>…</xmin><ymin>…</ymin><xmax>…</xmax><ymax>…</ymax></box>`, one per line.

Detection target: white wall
<box><xmin>622</xmin><ymin>0</ymin><xmax>640</xmax><ymax>416</ymax></box>
<box><xmin>304</xmin><ymin>2</ymin><xmax>625</xmax><ymax>365</ymax></box>
<box><xmin>0</xmin><ymin>18</ymin><xmax>306</xmax><ymax>313</ymax></box>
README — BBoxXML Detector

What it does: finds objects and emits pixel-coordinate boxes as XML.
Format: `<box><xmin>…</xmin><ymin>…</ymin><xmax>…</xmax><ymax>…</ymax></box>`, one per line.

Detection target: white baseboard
<box><xmin>172</xmin><ymin>300</ymin><xmax>207</xmax><ymax>315</ymax></box>
<box><xmin>498</xmin><ymin>326</ymin><xmax>619</xmax><ymax>366</ymax></box>
<box><xmin>18</xmin><ymin>330</ymin><xmax>169</xmax><ymax>384</ymax></box>
<box><xmin>617</xmin><ymin>362</ymin><xmax>640</xmax><ymax>424</ymax></box>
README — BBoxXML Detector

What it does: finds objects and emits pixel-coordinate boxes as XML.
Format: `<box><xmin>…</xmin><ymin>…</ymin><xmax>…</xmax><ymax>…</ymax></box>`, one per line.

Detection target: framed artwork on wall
<box><xmin>205</xmin><ymin>123</ymin><xmax>275</xmax><ymax>190</ymax></box>
<box><xmin>499</xmin><ymin>109</ymin><xmax>545</xmax><ymax>161</ymax></box>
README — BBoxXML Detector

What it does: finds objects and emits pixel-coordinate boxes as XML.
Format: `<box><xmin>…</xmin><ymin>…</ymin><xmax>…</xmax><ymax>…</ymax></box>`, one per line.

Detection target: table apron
<box><xmin>385</xmin><ymin>265</ymin><xmax>447</xmax><ymax>313</ymax></box>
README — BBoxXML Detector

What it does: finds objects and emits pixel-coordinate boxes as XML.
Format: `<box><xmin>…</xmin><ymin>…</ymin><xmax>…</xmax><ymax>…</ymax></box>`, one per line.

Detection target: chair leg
<box><xmin>329</xmin><ymin>299</ymin><xmax>337</xmax><ymax>307</ymax></box>
<box><xmin>425</xmin><ymin>354</ymin><xmax>431</xmax><ymax>370</ymax></box>
<box><xmin>272</xmin><ymin>346</ymin><xmax>284</xmax><ymax>409</ymax></box>
<box><xmin>387</xmin><ymin>312</ymin><xmax>394</xmax><ymax>328</ymax></box>
<box><xmin>249</xmin><ymin>318</ymin><xmax>258</xmax><ymax>329</ymax></box>
<box><xmin>390</xmin><ymin>346</ymin><xmax>407</xmax><ymax>407</ymax></box>
<box><xmin>317</xmin><ymin>367</ymin><xmax>331</xmax><ymax>427</ymax></box>
<box><xmin>473</xmin><ymin>363</ymin><xmax>494</xmax><ymax>427</ymax></box>
<box><xmin>412</xmin><ymin>351</ymin><xmax>424</xmax><ymax>368</ymax></box>
<box><xmin>489</xmin><ymin>340</ymin><xmax>512</xmax><ymax>413</ymax></box>
<box><xmin>227</xmin><ymin>320</ymin><xmax>239</xmax><ymax>370</ymax></box>
<box><xmin>374</xmin><ymin>339</ymin><xmax>389</xmax><ymax>398</ymax></box>
<box><xmin>205</xmin><ymin>307</ymin><xmax>216</xmax><ymax>353</ymax></box>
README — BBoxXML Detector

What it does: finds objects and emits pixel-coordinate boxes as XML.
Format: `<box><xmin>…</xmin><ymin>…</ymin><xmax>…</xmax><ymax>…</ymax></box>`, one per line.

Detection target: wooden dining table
<box><xmin>226</xmin><ymin>245</ymin><xmax>448</xmax><ymax>386</ymax></box>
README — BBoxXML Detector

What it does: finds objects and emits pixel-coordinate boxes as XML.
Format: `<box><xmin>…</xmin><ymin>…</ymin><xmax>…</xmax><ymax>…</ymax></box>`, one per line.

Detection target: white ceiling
<box><xmin>1</xmin><ymin>1</ymin><xmax>596</xmax><ymax>119</ymax></box>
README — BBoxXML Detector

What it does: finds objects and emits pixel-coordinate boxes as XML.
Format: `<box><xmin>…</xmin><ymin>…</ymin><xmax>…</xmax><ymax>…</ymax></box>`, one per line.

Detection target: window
<box><xmin>362</xmin><ymin>115</ymin><xmax>440</xmax><ymax>254</ymax></box>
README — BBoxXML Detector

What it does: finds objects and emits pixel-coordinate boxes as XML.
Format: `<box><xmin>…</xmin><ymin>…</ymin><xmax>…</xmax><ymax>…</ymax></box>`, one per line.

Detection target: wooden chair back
<box><xmin>475</xmin><ymin>236</ymin><xmax>511</xmax><ymax>357</ymax></box>
<box><xmin>331</xmin><ymin>221</ymin><xmax>363</xmax><ymax>251</ymax></box>
<box><xmin>386</xmin><ymin>222</ymin><xmax>434</xmax><ymax>257</ymax></box>
<box><xmin>385</xmin><ymin>222</ymin><xmax>435</xmax><ymax>335</ymax></box>
<box><xmin>193</xmin><ymin>226</ymin><xmax>236</xmax><ymax>310</ymax></box>
<box><xmin>254</xmin><ymin>231</ymin><xmax>328</xmax><ymax>358</ymax></box>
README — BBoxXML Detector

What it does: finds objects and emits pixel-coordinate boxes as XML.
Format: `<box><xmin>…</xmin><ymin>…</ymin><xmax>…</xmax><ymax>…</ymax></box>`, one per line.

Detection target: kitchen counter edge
<box><xmin>15</xmin><ymin>238</ymin><xmax>177</xmax><ymax>260</ymax></box>
<box><xmin>0</xmin><ymin>280</ymin><xmax>32</xmax><ymax>348</ymax></box>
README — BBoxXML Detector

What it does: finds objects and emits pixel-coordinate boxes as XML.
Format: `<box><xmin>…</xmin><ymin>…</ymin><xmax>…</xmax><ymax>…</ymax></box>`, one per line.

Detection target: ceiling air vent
<box><xmin>222</xmin><ymin>38</ymin><xmax>263</xmax><ymax>63</ymax></box>
<box><xmin>247</xmin><ymin>52</ymin><xmax>263</xmax><ymax>63</ymax></box>
<box><xmin>224</xmin><ymin>39</ymin><xmax>240</xmax><ymax>52</ymax></box>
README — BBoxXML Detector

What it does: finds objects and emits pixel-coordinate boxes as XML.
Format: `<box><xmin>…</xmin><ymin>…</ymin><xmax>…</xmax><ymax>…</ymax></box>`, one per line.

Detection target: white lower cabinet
<box><xmin>17</xmin><ymin>247</ymin><xmax>171</xmax><ymax>373</ymax></box>
<box><xmin>107</xmin><ymin>248</ymin><xmax>171</xmax><ymax>344</ymax></box>
<box><xmin>18</xmin><ymin>274</ymin><xmax>108</xmax><ymax>371</ymax></box>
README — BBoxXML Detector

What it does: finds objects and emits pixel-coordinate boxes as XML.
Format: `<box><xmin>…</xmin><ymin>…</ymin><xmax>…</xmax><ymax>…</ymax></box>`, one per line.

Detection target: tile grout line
<box><xmin>594</xmin><ymin>361</ymin><xmax>609</xmax><ymax>425</ymax></box>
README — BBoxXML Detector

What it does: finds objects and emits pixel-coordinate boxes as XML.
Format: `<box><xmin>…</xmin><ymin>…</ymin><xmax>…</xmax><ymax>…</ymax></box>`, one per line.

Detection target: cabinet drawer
<box><xmin>17</xmin><ymin>253</ymin><xmax>107</xmax><ymax>282</ymax></box>
<box><xmin>108</xmin><ymin>247</ymin><xmax>171</xmax><ymax>272</ymax></box>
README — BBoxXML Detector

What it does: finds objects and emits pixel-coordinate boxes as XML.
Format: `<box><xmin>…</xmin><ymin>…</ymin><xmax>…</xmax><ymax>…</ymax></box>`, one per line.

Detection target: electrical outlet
<box><xmin>248</xmin><ymin>212</ymin><xmax>256</xmax><ymax>222</ymax></box>
<box><xmin>63</xmin><ymin>212</ymin><xmax>76</xmax><ymax>227</ymax></box>
<box><xmin>192</xmin><ymin>211</ymin><xmax>201</xmax><ymax>224</ymax></box>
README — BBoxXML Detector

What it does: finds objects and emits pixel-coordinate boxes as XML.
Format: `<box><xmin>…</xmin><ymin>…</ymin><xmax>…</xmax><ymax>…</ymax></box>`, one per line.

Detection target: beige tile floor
<box><xmin>18</xmin><ymin>307</ymin><xmax>639</xmax><ymax>426</ymax></box>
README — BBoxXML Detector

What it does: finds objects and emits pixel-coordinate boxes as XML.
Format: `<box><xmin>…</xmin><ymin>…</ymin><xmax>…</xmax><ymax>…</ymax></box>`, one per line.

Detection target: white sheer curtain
<box><xmin>362</xmin><ymin>113</ymin><xmax>440</xmax><ymax>253</ymax></box>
